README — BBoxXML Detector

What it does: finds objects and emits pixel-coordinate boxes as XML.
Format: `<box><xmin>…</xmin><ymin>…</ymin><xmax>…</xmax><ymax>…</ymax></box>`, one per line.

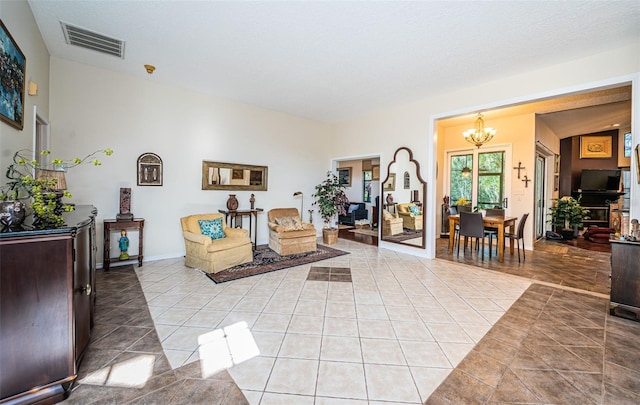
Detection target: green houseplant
<box><xmin>312</xmin><ymin>171</ymin><xmax>349</xmax><ymax>244</ymax></box>
<box><xmin>548</xmin><ymin>196</ymin><xmax>590</xmax><ymax>239</ymax></box>
<box><xmin>1</xmin><ymin>148</ymin><xmax>113</xmax><ymax>229</ymax></box>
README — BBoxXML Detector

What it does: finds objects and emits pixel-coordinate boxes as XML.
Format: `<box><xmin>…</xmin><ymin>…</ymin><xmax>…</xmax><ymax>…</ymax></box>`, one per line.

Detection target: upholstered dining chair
<box><xmin>458</xmin><ymin>211</ymin><xmax>499</xmax><ymax>259</ymax></box>
<box><xmin>505</xmin><ymin>213</ymin><xmax>529</xmax><ymax>262</ymax></box>
<box><xmin>484</xmin><ymin>208</ymin><xmax>504</xmax><ymax>252</ymax></box>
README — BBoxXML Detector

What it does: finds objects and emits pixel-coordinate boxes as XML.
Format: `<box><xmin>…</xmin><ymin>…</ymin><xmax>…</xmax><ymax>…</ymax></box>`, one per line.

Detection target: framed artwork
<box><xmin>554</xmin><ymin>174</ymin><xmax>559</xmax><ymax>191</ymax></box>
<box><xmin>383</xmin><ymin>173</ymin><xmax>396</xmax><ymax>191</ymax></box>
<box><xmin>372</xmin><ymin>165</ymin><xmax>380</xmax><ymax>180</ymax></box>
<box><xmin>338</xmin><ymin>167</ymin><xmax>352</xmax><ymax>187</ymax></box>
<box><xmin>202</xmin><ymin>161</ymin><xmax>268</xmax><ymax>191</ymax></box>
<box><xmin>137</xmin><ymin>153</ymin><xmax>163</xmax><ymax>186</ymax></box>
<box><xmin>580</xmin><ymin>135</ymin><xmax>612</xmax><ymax>159</ymax></box>
<box><xmin>0</xmin><ymin>20</ymin><xmax>26</xmax><ymax>130</ymax></box>
<box><xmin>554</xmin><ymin>154</ymin><xmax>560</xmax><ymax>174</ymax></box>
<box><xmin>624</xmin><ymin>132</ymin><xmax>632</xmax><ymax>158</ymax></box>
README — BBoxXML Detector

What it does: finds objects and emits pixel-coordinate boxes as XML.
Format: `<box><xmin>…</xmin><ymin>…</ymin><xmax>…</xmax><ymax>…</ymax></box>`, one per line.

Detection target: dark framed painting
<box><xmin>137</xmin><ymin>152</ymin><xmax>163</xmax><ymax>186</ymax></box>
<box><xmin>338</xmin><ymin>167</ymin><xmax>352</xmax><ymax>187</ymax></box>
<box><xmin>0</xmin><ymin>20</ymin><xmax>26</xmax><ymax>130</ymax></box>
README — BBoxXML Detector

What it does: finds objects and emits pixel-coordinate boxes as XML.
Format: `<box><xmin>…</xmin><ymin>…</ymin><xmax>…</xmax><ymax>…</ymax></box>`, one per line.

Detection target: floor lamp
<box><xmin>293</xmin><ymin>191</ymin><xmax>303</xmax><ymax>217</ymax></box>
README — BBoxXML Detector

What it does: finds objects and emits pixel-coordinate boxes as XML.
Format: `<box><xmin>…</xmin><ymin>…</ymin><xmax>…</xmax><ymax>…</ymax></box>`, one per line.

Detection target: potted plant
<box><xmin>454</xmin><ymin>196</ymin><xmax>472</xmax><ymax>213</ymax></box>
<box><xmin>1</xmin><ymin>148</ymin><xmax>113</xmax><ymax>230</ymax></box>
<box><xmin>548</xmin><ymin>196</ymin><xmax>590</xmax><ymax>239</ymax></box>
<box><xmin>312</xmin><ymin>171</ymin><xmax>349</xmax><ymax>244</ymax></box>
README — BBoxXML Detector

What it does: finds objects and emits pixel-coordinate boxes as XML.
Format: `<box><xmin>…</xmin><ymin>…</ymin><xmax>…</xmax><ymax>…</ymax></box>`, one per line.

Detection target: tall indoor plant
<box><xmin>312</xmin><ymin>171</ymin><xmax>349</xmax><ymax>244</ymax></box>
<box><xmin>548</xmin><ymin>196</ymin><xmax>590</xmax><ymax>239</ymax></box>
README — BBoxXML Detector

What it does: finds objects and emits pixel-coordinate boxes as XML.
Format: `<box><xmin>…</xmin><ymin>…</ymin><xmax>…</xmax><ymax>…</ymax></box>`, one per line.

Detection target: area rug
<box><xmin>349</xmin><ymin>228</ymin><xmax>378</xmax><ymax>237</ymax></box>
<box><xmin>206</xmin><ymin>244</ymin><xmax>350</xmax><ymax>283</ymax></box>
<box><xmin>383</xmin><ymin>229</ymin><xmax>422</xmax><ymax>242</ymax></box>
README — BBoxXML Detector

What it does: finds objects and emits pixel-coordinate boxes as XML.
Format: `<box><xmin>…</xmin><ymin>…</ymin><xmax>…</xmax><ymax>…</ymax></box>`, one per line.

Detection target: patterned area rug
<box><xmin>383</xmin><ymin>229</ymin><xmax>423</xmax><ymax>242</ymax></box>
<box><xmin>206</xmin><ymin>244</ymin><xmax>349</xmax><ymax>283</ymax></box>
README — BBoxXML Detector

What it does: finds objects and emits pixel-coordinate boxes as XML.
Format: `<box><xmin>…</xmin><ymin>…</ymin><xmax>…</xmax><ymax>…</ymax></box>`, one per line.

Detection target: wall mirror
<box><xmin>202</xmin><ymin>161</ymin><xmax>268</xmax><ymax>191</ymax></box>
<box><xmin>380</xmin><ymin>147</ymin><xmax>426</xmax><ymax>249</ymax></box>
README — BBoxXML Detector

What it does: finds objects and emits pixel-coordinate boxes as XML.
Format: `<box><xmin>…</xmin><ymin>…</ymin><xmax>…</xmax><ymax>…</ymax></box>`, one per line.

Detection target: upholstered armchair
<box><xmin>267</xmin><ymin>208</ymin><xmax>317</xmax><ymax>255</ymax></box>
<box><xmin>180</xmin><ymin>213</ymin><xmax>253</xmax><ymax>274</ymax></box>
<box><xmin>397</xmin><ymin>203</ymin><xmax>423</xmax><ymax>230</ymax></box>
<box><xmin>382</xmin><ymin>210</ymin><xmax>403</xmax><ymax>236</ymax></box>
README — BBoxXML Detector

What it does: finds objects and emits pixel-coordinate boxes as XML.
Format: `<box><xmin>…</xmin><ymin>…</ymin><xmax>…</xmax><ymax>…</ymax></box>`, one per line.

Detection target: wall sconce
<box><xmin>293</xmin><ymin>191</ymin><xmax>303</xmax><ymax>216</ymax></box>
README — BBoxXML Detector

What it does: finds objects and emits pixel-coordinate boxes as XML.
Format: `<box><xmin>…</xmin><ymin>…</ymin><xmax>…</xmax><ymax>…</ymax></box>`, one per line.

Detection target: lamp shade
<box><xmin>36</xmin><ymin>169</ymin><xmax>67</xmax><ymax>191</ymax></box>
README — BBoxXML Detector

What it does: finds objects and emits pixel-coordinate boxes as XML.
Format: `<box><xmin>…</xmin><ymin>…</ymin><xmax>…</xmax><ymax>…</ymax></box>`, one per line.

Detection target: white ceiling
<box><xmin>27</xmin><ymin>0</ymin><xmax>640</xmax><ymax>128</ymax></box>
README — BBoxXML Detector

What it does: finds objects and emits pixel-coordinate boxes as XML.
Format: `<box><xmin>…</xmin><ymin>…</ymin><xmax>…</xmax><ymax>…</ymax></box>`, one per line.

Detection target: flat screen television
<box><xmin>580</xmin><ymin>169</ymin><xmax>621</xmax><ymax>191</ymax></box>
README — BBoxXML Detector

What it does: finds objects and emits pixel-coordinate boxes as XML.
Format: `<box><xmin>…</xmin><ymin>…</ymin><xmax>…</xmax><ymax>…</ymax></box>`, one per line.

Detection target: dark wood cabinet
<box><xmin>610</xmin><ymin>240</ymin><xmax>640</xmax><ymax>321</ymax></box>
<box><xmin>0</xmin><ymin>206</ymin><xmax>97</xmax><ymax>404</ymax></box>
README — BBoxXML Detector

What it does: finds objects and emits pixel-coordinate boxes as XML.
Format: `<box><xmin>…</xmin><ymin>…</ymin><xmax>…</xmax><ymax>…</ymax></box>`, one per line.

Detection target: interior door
<box><xmin>534</xmin><ymin>153</ymin><xmax>546</xmax><ymax>239</ymax></box>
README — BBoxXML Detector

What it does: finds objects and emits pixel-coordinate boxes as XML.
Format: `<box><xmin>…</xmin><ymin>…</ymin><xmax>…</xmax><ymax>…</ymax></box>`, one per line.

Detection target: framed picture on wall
<box><xmin>580</xmin><ymin>135</ymin><xmax>612</xmax><ymax>159</ymax></box>
<box><xmin>0</xmin><ymin>21</ymin><xmax>26</xmax><ymax>130</ymax></box>
<box><xmin>338</xmin><ymin>167</ymin><xmax>352</xmax><ymax>187</ymax></box>
<box><xmin>624</xmin><ymin>132</ymin><xmax>632</xmax><ymax>158</ymax></box>
<box><xmin>137</xmin><ymin>152</ymin><xmax>163</xmax><ymax>186</ymax></box>
<box><xmin>554</xmin><ymin>154</ymin><xmax>560</xmax><ymax>174</ymax></box>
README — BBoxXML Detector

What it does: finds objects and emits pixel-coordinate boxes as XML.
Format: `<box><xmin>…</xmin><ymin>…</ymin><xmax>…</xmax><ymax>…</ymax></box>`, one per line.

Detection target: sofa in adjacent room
<box><xmin>338</xmin><ymin>202</ymin><xmax>368</xmax><ymax>226</ymax></box>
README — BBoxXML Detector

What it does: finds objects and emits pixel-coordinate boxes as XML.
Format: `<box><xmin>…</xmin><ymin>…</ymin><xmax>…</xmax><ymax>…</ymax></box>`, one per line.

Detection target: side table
<box><xmin>103</xmin><ymin>218</ymin><xmax>144</xmax><ymax>270</ymax></box>
<box><xmin>219</xmin><ymin>209</ymin><xmax>263</xmax><ymax>248</ymax></box>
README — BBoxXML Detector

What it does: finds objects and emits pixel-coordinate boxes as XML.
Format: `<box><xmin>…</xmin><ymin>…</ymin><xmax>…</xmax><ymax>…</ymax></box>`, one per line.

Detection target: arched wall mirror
<box><xmin>380</xmin><ymin>147</ymin><xmax>426</xmax><ymax>249</ymax></box>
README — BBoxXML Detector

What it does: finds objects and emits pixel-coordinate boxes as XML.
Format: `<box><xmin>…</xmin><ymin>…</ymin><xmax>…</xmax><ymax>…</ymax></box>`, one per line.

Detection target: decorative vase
<box><xmin>386</xmin><ymin>193</ymin><xmax>394</xmax><ymax>205</ymax></box>
<box><xmin>226</xmin><ymin>194</ymin><xmax>239</xmax><ymax>211</ymax></box>
<box><xmin>322</xmin><ymin>228</ymin><xmax>339</xmax><ymax>244</ymax></box>
<box><xmin>0</xmin><ymin>200</ymin><xmax>27</xmax><ymax>231</ymax></box>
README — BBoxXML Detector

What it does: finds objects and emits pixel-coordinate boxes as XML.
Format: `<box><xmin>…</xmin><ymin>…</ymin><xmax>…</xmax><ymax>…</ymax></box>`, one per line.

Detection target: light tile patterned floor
<box><xmin>136</xmin><ymin>239</ymin><xmax>531</xmax><ymax>404</ymax></box>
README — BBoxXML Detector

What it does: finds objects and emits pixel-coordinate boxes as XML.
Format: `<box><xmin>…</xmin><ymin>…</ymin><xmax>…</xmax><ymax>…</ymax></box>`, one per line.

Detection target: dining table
<box><xmin>448</xmin><ymin>214</ymin><xmax>518</xmax><ymax>263</ymax></box>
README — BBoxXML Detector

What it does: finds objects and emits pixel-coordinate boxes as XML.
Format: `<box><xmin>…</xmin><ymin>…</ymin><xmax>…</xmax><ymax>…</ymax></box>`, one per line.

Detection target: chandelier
<box><xmin>462</xmin><ymin>113</ymin><xmax>496</xmax><ymax>148</ymax></box>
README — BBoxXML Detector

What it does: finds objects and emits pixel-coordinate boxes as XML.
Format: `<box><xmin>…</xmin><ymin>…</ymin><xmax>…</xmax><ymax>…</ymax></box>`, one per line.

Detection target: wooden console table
<box><xmin>219</xmin><ymin>208</ymin><xmax>263</xmax><ymax>248</ymax></box>
<box><xmin>103</xmin><ymin>218</ymin><xmax>144</xmax><ymax>270</ymax></box>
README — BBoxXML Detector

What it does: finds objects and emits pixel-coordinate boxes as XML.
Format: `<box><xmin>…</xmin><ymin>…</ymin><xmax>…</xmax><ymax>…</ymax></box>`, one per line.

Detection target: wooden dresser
<box><xmin>0</xmin><ymin>206</ymin><xmax>97</xmax><ymax>405</ymax></box>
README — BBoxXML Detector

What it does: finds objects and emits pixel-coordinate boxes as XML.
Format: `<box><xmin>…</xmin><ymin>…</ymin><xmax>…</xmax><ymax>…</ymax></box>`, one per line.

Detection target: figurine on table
<box><xmin>119</xmin><ymin>229</ymin><xmax>130</xmax><ymax>260</ymax></box>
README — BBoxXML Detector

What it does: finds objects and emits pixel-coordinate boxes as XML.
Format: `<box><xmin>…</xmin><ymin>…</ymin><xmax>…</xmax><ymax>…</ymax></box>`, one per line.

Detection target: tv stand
<box><xmin>572</xmin><ymin>191</ymin><xmax>623</xmax><ymax>229</ymax></box>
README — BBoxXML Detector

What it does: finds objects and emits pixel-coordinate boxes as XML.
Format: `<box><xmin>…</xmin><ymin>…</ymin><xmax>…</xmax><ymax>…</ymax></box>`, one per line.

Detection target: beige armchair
<box><xmin>180</xmin><ymin>213</ymin><xmax>253</xmax><ymax>274</ymax></box>
<box><xmin>267</xmin><ymin>208</ymin><xmax>317</xmax><ymax>255</ymax></box>
<box><xmin>397</xmin><ymin>203</ymin><xmax>423</xmax><ymax>230</ymax></box>
<box><xmin>382</xmin><ymin>210</ymin><xmax>403</xmax><ymax>236</ymax></box>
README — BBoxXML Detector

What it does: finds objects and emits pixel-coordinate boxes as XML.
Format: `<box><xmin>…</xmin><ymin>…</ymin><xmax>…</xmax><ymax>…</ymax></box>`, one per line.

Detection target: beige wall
<box><xmin>0</xmin><ymin>0</ymin><xmax>50</xmax><ymax>170</ymax></box>
<box><xmin>49</xmin><ymin>57</ymin><xmax>332</xmax><ymax>263</ymax></box>
<box><xmin>333</xmin><ymin>43</ymin><xmax>640</xmax><ymax>258</ymax></box>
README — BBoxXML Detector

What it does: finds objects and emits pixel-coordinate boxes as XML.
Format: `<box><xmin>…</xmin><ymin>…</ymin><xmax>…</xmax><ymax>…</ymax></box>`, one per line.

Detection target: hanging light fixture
<box><xmin>463</xmin><ymin>113</ymin><xmax>496</xmax><ymax>148</ymax></box>
<box><xmin>461</xmin><ymin>155</ymin><xmax>471</xmax><ymax>178</ymax></box>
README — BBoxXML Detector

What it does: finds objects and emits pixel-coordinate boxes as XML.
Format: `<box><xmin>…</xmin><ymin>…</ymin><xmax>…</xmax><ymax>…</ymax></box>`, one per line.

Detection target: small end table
<box><xmin>103</xmin><ymin>218</ymin><xmax>144</xmax><ymax>270</ymax></box>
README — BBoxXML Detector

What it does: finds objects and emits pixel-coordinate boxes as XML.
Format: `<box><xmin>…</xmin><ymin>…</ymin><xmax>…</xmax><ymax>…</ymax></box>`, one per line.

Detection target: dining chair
<box><xmin>505</xmin><ymin>213</ymin><xmax>529</xmax><ymax>262</ymax></box>
<box><xmin>484</xmin><ymin>208</ymin><xmax>504</xmax><ymax>253</ymax></box>
<box><xmin>458</xmin><ymin>211</ymin><xmax>497</xmax><ymax>259</ymax></box>
<box><xmin>449</xmin><ymin>206</ymin><xmax>460</xmax><ymax>249</ymax></box>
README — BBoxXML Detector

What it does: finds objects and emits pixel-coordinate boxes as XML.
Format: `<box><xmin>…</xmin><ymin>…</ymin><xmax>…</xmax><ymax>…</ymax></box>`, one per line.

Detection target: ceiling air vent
<box><xmin>61</xmin><ymin>22</ymin><xmax>125</xmax><ymax>58</ymax></box>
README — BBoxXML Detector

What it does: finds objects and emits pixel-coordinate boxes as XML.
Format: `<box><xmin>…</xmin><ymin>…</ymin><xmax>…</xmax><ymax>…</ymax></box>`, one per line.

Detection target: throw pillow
<box><xmin>275</xmin><ymin>215</ymin><xmax>304</xmax><ymax>231</ymax></box>
<box><xmin>408</xmin><ymin>205</ymin><xmax>420</xmax><ymax>216</ymax></box>
<box><xmin>198</xmin><ymin>218</ymin><xmax>226</xmax><ymax>240</ymax></box>
<box><xmin>348</xmin><ymin>204</ymin><xmax>360</xmax><ymax>213</ymax></box>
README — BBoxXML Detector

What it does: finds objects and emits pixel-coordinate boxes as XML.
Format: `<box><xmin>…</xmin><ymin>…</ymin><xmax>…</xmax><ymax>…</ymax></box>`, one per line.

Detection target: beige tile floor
<box><xmin>136</xmin><ymin>239</ymin><xmax>531</xmax><ymax>404</ymax></box>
